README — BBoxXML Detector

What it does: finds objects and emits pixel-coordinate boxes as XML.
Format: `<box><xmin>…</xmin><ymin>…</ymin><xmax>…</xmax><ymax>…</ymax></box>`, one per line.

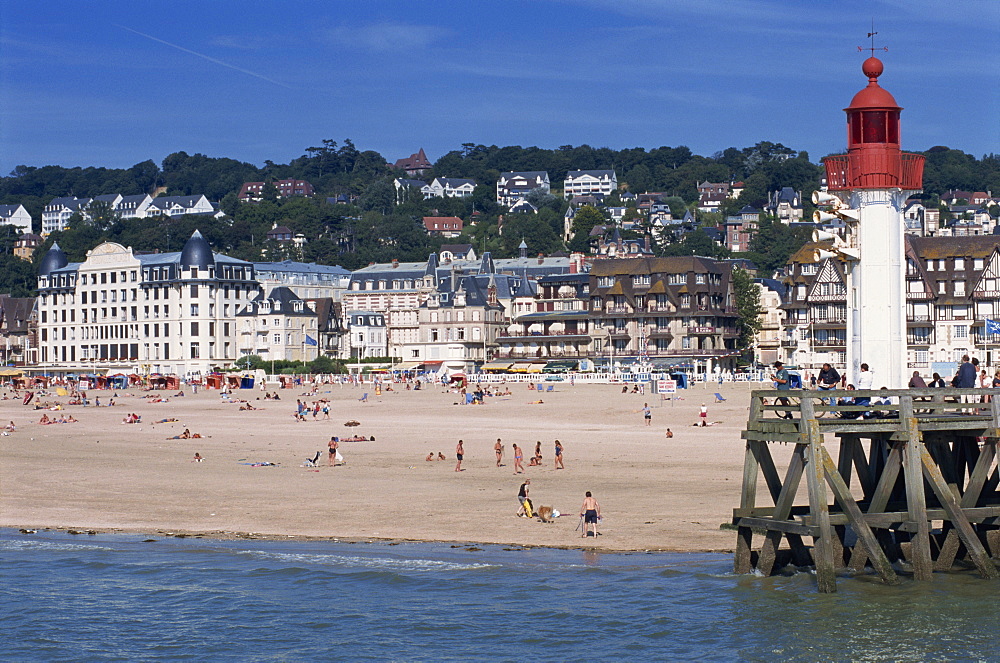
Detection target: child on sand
<box><xmin>193</xmin><ymin>452</ymin><xmax>203</xmax><ymax>462</ymax></box>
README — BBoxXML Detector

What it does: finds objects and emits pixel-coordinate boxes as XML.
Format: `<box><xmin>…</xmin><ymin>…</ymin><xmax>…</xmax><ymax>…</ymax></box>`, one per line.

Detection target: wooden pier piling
<box><xmin>734</xmin><ymin>388</ymin><xmax>1000</xmax><ymax>591</ymax></box>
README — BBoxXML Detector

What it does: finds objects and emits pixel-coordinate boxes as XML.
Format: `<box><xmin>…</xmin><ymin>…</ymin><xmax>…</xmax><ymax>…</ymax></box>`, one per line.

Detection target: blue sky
<box><xmin>2</xmin><ymin>0</ymin><xmax>997</xmax><ymax>173</ymax></box>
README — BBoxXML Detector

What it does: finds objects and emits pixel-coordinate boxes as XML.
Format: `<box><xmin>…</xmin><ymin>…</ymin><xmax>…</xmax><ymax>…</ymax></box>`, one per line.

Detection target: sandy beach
<box><xmin>1</xmin><ymin>379</ymin><xmax>768</xmax><ymax>552</ymax></box>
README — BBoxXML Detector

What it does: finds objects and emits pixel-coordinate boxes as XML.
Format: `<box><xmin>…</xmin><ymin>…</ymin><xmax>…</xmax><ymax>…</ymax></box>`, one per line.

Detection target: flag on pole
<box><xmin>986</xmin><ymin>319</ymin><xmax>1000</xmax><ymax>336</ymax></box>
<box><xmin>305</xmin><ymin>335</ymin><xmax>318</xmax><ymax>346</ymax></box>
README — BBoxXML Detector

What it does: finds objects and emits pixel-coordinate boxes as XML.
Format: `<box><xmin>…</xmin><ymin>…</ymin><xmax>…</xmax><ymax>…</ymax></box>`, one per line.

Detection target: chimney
<box><xmin>538</xmin><ymin>253</ymin><xmax>544</xmax><ymax>265</ymax></box>
<box><xmin>392</xmin><ymin>259</ymin><xmax>399</xmax><ymax>268</ymax></box>
<box><xmin>569</xmin><ymin>258</ymin><xmax>577</xmax><ymax>274</ymax></box>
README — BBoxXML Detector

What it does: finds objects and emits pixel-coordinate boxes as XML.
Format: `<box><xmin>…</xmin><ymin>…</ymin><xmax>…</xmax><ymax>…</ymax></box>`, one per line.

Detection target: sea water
<box><xmin>1</xmin><ymin>529</ymin><xmax>997</xmax><ymax>662</ymax></box>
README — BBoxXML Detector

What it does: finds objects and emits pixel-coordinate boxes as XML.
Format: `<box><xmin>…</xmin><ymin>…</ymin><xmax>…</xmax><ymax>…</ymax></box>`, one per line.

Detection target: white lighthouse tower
<box><xmin>820</xmin><ymin>56</ymin><xmax>925</xmax><ymax>389</ymax></box>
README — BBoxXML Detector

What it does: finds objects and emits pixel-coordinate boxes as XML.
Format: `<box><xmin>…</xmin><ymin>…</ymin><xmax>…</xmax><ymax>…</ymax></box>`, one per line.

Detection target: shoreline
<box><xmin>1</xmin><ymin>381</ymin><xmax>760</xmax><ymax>554</ymax></box>
<box><xmin>4</xmin><ymin>523</ymin><xmax>736</xmax><ymax>554</ymax></box>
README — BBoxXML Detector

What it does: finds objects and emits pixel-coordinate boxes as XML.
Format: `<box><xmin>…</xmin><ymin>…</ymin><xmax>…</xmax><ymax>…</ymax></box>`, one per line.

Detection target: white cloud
<box><xmin>320</xmin><ymin>22</ymin><xmax>449</xmax><ymax>52</ymax></box>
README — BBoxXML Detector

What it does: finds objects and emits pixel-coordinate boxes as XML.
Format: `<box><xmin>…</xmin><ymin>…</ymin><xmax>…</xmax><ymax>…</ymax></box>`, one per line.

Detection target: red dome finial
<box><xmin>862</xmin><ymin>57</ymin><xmax>884</xmax><ymax>83</ymax></box>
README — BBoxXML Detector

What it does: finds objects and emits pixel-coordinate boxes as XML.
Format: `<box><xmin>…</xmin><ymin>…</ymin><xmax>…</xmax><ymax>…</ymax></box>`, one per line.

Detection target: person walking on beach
<box><xmin>455</xmin><ymin>439</ymin><xmax>465</xmax><ymax>472</ymax></box>
<box><xmin>512</xmin><ymin>443</ymin><xmax>524</xmax><ymax>474</ymax></box>
<box><xmin>641</xmin><ymin>403</ymin><xmax>652</xmax><ymax>426</ymax></box>
<box><xmin>327</xmin><ymin>436</ymin><xmax>339</xmax><ymax>467</ymax></box>
<box><xmin>554</xmin><ymin>439</ymin><xmax>564</xmax><ymax>469</ymax></box>
<box><xmin>516</xmin><ymin>478</ymin><xmax>531</xmax><ymax>517</ymax></box>
<box><xmin>494</xmin><ymin>438</ymin><xmax>504</xmax><ymax>467</ymax></box>
<box><xmin>580</xmin><ymin>491</ymin><xmax>601</xmax><ymax>538</ymax></box>
<box><xmin>699</xmin><ymin>403</ymin><xmax>708</xmax><ymax>426</ymax></box>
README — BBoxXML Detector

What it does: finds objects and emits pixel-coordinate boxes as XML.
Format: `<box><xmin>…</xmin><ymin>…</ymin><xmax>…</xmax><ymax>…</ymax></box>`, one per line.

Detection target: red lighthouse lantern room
<box><xmin>823</xmin><ymin>57</ymin><xmax>924</xmax><ymax>191</ymax></box>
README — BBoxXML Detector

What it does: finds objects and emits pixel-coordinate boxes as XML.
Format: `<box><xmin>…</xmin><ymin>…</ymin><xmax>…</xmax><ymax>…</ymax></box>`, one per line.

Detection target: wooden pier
<box><xmin>734</xmin><ymin>388</ymin><xmax>1000</xmax><ymax>592</ymax></box>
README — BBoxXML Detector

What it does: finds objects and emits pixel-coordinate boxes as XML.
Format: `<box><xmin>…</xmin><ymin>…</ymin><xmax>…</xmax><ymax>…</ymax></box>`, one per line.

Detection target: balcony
<box><xmin>907</xmin><ymin>315</ymin><xmax>931</xmax><ymax>323</ymax></box>
<box><xmin>781</xmin><ymin>339</ymin><xmax>799</xmax><ymax>348</ymax></box>
<box><xmin>813</xmin><ymin>338</ymin><xmax>847</xmax><ymax>348</ymax></box>
<box><xmin>972</xmin><ymin>333</ymin><xmax>999</xmax><ymax>345</ymax></box>
<box><xmin>498</xmin><ymin>330</ymin><xmax>589</xmax><ymax>340</ymax></box>
<box><xmin>823</xmin><ymin>152</ymin><xmax>925</xmax><ymax>191</ymax></box>
<box><xmin>907</xmin><ymin>334</ymin><xmax>935</xmax><ymax>345</ymax></box>
<box><xmin>606</xmin><ymin>306</ymin><xmax>632</xmax><ymax>314</ymax></box>
<box><xmin>687</xmin><ymin>326</ymin><xmax>716</xmax><ymax>334</ymax></box>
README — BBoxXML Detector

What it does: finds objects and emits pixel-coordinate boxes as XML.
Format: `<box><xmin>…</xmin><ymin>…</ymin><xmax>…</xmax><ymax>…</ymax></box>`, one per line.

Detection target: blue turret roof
<box><xmin>39</xmin><ymin>242</ymin><xmax>68</xmax><ymax>276</ymax></box>
<box><xmin>180</xmin><ymin>230</ymin><xmax>214</xmax><ymax>270</ymax></box>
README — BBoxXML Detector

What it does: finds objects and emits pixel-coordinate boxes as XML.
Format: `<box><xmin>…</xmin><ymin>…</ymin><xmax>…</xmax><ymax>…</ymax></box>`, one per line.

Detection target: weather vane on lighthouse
<box><xmin>859</xmin><ymin>20</ymin><xmax>888</xmax><ymax>57</ymax></box>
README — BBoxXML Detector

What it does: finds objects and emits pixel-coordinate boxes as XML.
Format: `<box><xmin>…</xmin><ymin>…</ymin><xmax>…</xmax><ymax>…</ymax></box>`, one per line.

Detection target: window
<box><xmin>915</xmin><ymin>350</ymin><xmax>929</xmax><ymax>364</ymax></box>
<box><xmin>955</xmin><ymin>281</ymin><xmax>966</xmax><ymax>297</ymax></box>
<box><xmin>190</xmin><ymin>343</ymin><xmax>200</xmax><ymax>359</ymax></box>
<box><xmin>954</xmin><ymin>325</ymin><xmax>968</xmax><ymax>339</ymax></box>
<box><xmin>273</xmin><ymin>334</ymin><xmax>282</xmax><ymax>344</ymax></box>
<box><xmin>954</xmin><ymin>258</ymin><xmax>965</xmax><ymax>271</ymax></box>
<box><xmin>695</xmin><ymin>274</ymin><xmax>706</xmax><ymax>284</ymax></box>
<box><xmin>974</xmin><ymin>258</ymin><xmax>984</xmax><ymax>270</ymax></box>
<box><xmin>632</xmin><ymin>275</ymin><xmax>650</xmax><ymax>287</ymax></box>
<box><xmin>191</xmin><ymin>304</ymin><xmax>199</xmax><ymax>316</ymax></box>
<box><xmin>937</xmin><ymin>281</ymin><xmax>946</xmax><ymax>294</ymax></box>
<box><xmin>191</xmin><ymin>322</ymin><xmax>199</xmax><ymax>336</ymax></box>
<box><xmin>597</xmin><ymin>276</ymin><xmax>614</xmax><ymax>288</ymax></box>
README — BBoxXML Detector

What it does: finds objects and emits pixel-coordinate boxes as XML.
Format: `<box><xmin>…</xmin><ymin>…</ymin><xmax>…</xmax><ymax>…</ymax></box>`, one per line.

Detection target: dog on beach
<box><xmin>536</xmin><ymin>506</ymin><xmax>555</xmax><ymax>523</ymax></box>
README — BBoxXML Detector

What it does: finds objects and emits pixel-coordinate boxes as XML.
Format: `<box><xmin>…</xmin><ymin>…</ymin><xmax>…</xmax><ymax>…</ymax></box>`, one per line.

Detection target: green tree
<box><xmin>84</xmin><ymin>199</ymin><xmax>119</xmax><ymax>231</ymax></box>
<box><xmin>746</xmin><ymin>218</ymin><xmax>812</xmax><ymax>274</ymax></box>
<box><xmin>358</xmin><ymin>179</ymin><xmax>394</xmax><ymax>213</ymax></box>
<box><xmin>731</xmin><ymin>266</ymin><xmax>763</xmax><ymax>364</ymax></box>
<box><xmin>567</xmin><ymin>205</ymin><xmax>606</xmax><ymax>252</ymax></box>
<box><xmin>235</xmin><ymin>354</ymin><xmax>264</xmax><ymax>370</ymax></box>
<box><xmin>0</xmin><ymin>252</ymin><xmax>37</xmax><ymax>296</ymax></box>
<box><xmin>308</xmin><ymin>355</ymin><xmax>345</xmax><ymax>374</ymax></box>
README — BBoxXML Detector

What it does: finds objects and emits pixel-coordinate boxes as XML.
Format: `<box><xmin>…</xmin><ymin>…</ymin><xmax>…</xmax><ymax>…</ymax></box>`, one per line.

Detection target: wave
<box><xmin>0</xmin><ymin>539</ymin><xmax>118</xmax><ymax>554</ymax></box>
<box><xmin>234</xmin><ymin>549</ymin><xmax>498</xmax><ymax>573</ymax></box>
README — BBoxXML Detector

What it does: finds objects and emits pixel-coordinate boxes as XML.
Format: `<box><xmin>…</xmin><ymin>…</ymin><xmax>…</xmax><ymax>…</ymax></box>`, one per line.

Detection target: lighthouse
<box><xmin>820</xmin><ymin>56</ymin><xmax>925</xmax><ymax>389</ymax></box>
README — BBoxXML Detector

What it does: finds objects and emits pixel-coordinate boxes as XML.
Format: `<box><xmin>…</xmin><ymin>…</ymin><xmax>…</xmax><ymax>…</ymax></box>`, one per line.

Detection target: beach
<box><xmin>1</xmin><ymin>380</ymin><xmax>763</xmax><ymax>552</ymax></box>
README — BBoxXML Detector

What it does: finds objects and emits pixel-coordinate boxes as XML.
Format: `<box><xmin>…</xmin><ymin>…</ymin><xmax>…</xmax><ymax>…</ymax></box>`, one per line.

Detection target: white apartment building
<box><xmin>0</xmin><ymin>204</ymin><xmax>33</xmax><ymax>234</ymax></box>
<box><xmin>496</xmin><ymin>172</ymin><xmax>550</xmax><ymax>207</ymax></box>
<box><xmin>347</xmin><ymin>311</ymin><xmax>388</xmax><ymax>360</ymax></box>
<box><xmin>42</xmin><ymin>197</ymin><xmax>90</xmax><ymax>234</ymax></box>
<box><xmin>422</xmin><ymin>177</ymin><xmax>476</xmax><ymax>198</ymax></box>
<box><xmin>35</xmin><ymin>230</ymin><xmax>260</xmax><ymax>376</ymax></box>
<box><xmin>237</xmin><ymin>286</ymin><xmax>320</xmax><ymax>362</ymax></box>
<box><xmin>563</xmin><ymin>170</ymin><xmax>618</xmax><ymax>199</ymax></box>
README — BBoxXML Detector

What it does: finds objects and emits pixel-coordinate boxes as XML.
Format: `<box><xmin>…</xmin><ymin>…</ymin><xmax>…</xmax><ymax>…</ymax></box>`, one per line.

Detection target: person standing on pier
<box><xmin>772</xmin><ymin>362</ymin><xmax>793</xmax><ymax>419</ymax></box>
<box><xmin>856</xmin><ymin>363</ymin><xmax>875</xmax><ymax>416</ymax></box>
